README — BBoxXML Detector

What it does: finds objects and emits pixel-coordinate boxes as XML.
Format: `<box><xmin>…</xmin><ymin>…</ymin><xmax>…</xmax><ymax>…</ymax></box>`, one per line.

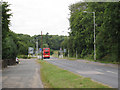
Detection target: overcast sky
<box><xmin>4</xmin><ymin>0</ymin><xmax>82</xmax><ymax>36</ymax></box>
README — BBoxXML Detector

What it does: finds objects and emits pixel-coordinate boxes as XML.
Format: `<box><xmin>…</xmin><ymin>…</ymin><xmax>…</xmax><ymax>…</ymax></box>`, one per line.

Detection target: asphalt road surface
<box><xmin>0</xmin><ymin>70</ymin><xmax>2</xmax><ymax>89</ymax></box>
<box><xmin>2</xmin><ymin>59</ymin><xmax>43</xmax><ymax>88</ymax></box>
<box><xmin>45</xmin><ymin>57</ymin><xmax>118</xmax><ymax>88</ymax></box>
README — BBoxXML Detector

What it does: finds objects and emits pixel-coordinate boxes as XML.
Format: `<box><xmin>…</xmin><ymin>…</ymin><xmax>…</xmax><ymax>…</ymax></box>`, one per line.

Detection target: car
<box><xmin>16</xmin><ymin>57</ymin><xmax>19</xmax><ymax>64</ymax></box>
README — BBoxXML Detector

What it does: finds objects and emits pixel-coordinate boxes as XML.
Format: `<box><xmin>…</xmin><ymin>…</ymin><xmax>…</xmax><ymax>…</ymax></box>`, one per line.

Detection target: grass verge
<box><xmin>63</xmin><ymin>57</ymin><xmax>77</xmax><ymax>60</ymax></box>
<box><xmin>37</xmin><ymin>60</ymin><xmax>110</xmax><ymax>88</ymax></box>
<box><xmin>52</xmin><ymin>50</ymin><xmax>59</xmax><ymax>58</ymax></box>
<box><xmin>63</xmin><ymin>56</ymin><xmax>119</xmax><ymax>64</ymax></box>
<box><xmin>52</xmin><ymin>50</ymin><xmax>119</xmax><ymax>64</ymax></box>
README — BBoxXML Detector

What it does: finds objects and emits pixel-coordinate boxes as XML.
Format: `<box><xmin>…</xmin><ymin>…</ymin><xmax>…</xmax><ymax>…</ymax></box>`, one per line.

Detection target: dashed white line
<box><xmin>77</xmin><ymin>71</ymin><xmax>104</xmax><ymax>75</ymax></box>
<box><xmin>106</xmin><ymin>71</ymin><xmax>117</xmax><ymax>74</ymax></box>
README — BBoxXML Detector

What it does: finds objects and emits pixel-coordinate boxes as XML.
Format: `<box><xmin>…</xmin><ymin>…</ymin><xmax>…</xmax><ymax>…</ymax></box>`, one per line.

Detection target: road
<box><xmin>0</xmin><ymin>70</ymin><xmax>2</xmax><ymax>89</ymax></box>
<box><xmin>45</xmin><ymin>57</ymin><xmax>118</xmax><ymax>88</ymax></box>
<box><xmin>2</xmin><ymin>59</ymin><xmax>43</xmax><ymax>88</ymax></box>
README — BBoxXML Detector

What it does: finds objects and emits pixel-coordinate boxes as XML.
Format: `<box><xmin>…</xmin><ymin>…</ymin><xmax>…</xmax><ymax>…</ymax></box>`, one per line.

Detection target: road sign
<box><xmin>39</xmin><ymin>48</ymin><xmax>42</xmax><ymax>51</ymax></box>
<box><xmin>60</xmin><ymin>48</ymin><xmax>62</xmax><ymax>51</ymax></box>
<box><xmin>28</xmin><ymin>47</ymin><xmax>34</xmax><ymax>54</ymax></box>
<box><xmin>39</xmin><ymin>48</ymin><xmax>42</xmax><ymax>53</ymax></box>
<box><xmin>64</xmin><ymin>49</ymin><xmax>66</xmax><ymax>52</ymax></box>
<box><xmin>59</xmin><ymin>50</ymin><xmax>63</xmax><ymax>53</ymax></box>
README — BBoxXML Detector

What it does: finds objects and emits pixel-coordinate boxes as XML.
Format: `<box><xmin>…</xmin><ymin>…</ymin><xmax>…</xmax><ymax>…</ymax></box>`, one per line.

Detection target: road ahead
<box><xmin>2</xmin><ymin>59</ymin><xmax>43</xmax><ymax>88</ymax></box>
<box><xmin>46</xmin><ymin>57</ymin><xmax>118</xmax><ymax>88</ymax></box>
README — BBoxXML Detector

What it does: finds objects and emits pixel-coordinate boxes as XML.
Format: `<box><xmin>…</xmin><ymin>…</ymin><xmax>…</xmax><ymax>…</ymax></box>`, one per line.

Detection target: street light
<box><xmin>83</xmin><ymin>11</ymin><xmax>96</xmax><ymax>60</ymax></box>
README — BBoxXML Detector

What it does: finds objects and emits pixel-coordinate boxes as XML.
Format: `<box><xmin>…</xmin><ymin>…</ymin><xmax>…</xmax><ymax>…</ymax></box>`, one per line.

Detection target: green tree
<box><xmin>66</xmin><ymin>2</ymin><xmax>119</xmax><ymax>62</ymax></box>
<box><xmin>96</xmin><ymin>2</ymin><xmax>120</xmax><ymax>62</ymax></box>
<box><xmin>2</xmin><ymin>2</ymin><xmax>17</xmax><ymax>59</ymax></box>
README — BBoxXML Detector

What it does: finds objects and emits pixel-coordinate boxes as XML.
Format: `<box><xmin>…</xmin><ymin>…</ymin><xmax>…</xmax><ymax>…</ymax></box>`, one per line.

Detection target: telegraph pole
<box><xmin>41</xmin><ymin>31</ymin><xmax>43</xmax><ymax>60</ymax></box>
<box><xmin>36</xmin><ymin>37</ymin><xmax>38</xmax><ymax>58</ymax></box>
<box><xmin>93</xmin><ymin>12</ymin><xmax>96</xmax><ymax>60</ymax></box>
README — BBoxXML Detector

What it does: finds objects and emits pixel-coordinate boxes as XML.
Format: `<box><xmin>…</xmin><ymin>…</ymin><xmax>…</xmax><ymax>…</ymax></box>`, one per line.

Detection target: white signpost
<box><xmin>39</xmin><ymin>48</ymin><xmax>42</xmax><ymax>53</ymax></box>
<box><xmin>28</xmin><ymin>47</ymin><xmax>34</xmax><ymax>54</ymax></box>
<box><xmin>64</xmin><ymin>49</ymin><xmax>66</xmax><ymax>53</ymax></box>
<box><xmin>59</xmin><ymin>48</ymin><xmax>63</xmax><ymax>58</ymax></box>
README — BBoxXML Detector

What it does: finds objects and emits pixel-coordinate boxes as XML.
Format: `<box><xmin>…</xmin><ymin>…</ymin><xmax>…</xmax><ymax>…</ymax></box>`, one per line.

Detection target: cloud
<box><xmin>4</xmin><ymin>0</ymin><xmax>81</xmax><ymax>36</ymax></box>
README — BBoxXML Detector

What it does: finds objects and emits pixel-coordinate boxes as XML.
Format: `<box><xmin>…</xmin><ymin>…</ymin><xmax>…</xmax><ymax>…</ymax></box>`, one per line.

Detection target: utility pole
<box><xmin>93</xmin><ymin>12</ymin><xmax>96</xmax><ymax>60</ymax></box>
<box><xmin>41</xmin><ymin>31</ymin><xmax>43</xmax><ymax>60</ymax></box>
<box><xmin>36</xmin><ymin>37</ymin><xmax>38</xmax><ymax>58</ymax></box>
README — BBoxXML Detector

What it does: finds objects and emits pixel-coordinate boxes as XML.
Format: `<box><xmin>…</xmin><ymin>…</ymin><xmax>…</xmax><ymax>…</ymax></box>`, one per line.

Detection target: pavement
<box><xmin>45</xmin><ymin>57</ymin><xmax>118</xmax><ymax>88</ymax></box>
<box><xmin>2</xmin><ymin>59</ymin><xmax>43</xmax><ymax>88</ymax></box>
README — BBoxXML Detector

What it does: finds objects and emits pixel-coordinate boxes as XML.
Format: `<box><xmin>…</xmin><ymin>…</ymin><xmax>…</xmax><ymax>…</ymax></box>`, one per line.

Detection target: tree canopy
<box><xmin>61</xmin><ymin>2</ymin><xmax>119</xmax><ymax>62</ymax></box>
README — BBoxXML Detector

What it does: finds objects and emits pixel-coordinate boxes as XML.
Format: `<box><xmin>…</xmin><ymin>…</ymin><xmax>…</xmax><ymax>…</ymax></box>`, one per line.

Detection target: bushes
<box><xmin>50</xmin><ymin>49</ymin><xmax>54</xmax><ymax>55</ymax></box>
<box><xmin>17</xmin><ymin>55</ymin><xmax>31</xmax><ymax>59</ymax></box>
<box><xmin>61</xmin><ymin>2</ymin><xmax>119</xmax><ymax>63</ymax></box>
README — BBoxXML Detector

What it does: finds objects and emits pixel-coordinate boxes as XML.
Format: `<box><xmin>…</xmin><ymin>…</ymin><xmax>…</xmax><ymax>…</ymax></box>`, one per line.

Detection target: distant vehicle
<box><xmin>16</xmin><ymin>57</ymin><xmax>20</xmax><ymax>64</ymax></box>
<box><xmin>43</xmin><ymin>48</ymin><xmax>50</xmax><ymax>59</ymax></box>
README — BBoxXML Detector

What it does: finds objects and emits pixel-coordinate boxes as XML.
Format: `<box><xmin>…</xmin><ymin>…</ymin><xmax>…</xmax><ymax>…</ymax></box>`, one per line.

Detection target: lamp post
<box><xmin>83</xmin><ymin>11</ymin><xmax>96</xmax><ymax>60</ymax></box>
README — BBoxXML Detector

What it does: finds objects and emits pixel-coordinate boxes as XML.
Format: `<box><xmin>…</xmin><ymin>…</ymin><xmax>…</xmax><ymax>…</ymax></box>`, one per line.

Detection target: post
<box><xmin>93</xmin><ymin>12</ymin><xmax>96</xmax><ymax>60</ymax></box>
<box><xmin>76</xmin><ymin>50</ymin><xmax>77</xmax><ymax>59</ymax></box>
<box><xmin>68</xmin><ymin>49</ymin><xmax>69</xmax><ymax>58</ymax></box>
<box><xmin>36</xmin><ymin>38</ymin><xmax>38</xmax><ymax>58</ymax></box>
<box><xmin>67</xmin><ymin>36</ymin><xmax>69</xmax><ymax>58</ymax></box>
<box><xmin>83</xmin><ymin>11</ymin><xmax>96</xmax><ymax>60</ymax></box>
<box><xmin>41</xmin><ymin>31</ymin><xmax>43</xmax><ymax>60</ymax></box>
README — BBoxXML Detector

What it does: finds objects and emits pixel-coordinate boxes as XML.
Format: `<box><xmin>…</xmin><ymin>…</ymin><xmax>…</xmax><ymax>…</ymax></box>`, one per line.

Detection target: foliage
<box><xmin>50</xmin><ymin>49</ymin><xmax>54</xmax><ymax>55</ymax></box>
<box><xmin>2</xmin><ymin>2</ymin><xmax>65</xmax><ymax>59</ymax></box>
<box><xmin>35</xmin><ymin>33</ymin><xmax>66</xmax><ymax>50</ymax></box>
<box><xmin>3</xmin><ymin>1</ymin><xmax>119</xmax><ymax>63</ymax></box>
<box><xmin>2</xmin><ymin>2</ymin><xmax>17</xmax><ymax>59</ymax></box>
<box><xmin>96</xmin><ymin>2</ymin><xmax>119</xmax><ymax>62</ymax></box>
<box><xmin>17</xmin><ymin>55</ymin><xmax>31</xmax><ymax>59</ymax></box>
<box><xmin>2</xmin><ymin>2</ymin><xmax>66</xmax><ymax>59</ymax></box>
<box><xmin>61</xmin><ymin>2</ymin><xmax>119</xmax><ymax>62</ymax></box>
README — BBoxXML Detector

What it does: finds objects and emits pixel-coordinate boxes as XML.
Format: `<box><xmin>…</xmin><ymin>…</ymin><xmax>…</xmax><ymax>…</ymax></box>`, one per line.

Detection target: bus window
<box><xmin>45</xmin><ymin>52</ymin><xmax>49</xmax><ymax>54</ymax></box>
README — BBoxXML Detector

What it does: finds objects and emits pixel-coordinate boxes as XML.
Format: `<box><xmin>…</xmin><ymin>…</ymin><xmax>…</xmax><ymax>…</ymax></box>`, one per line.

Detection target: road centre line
<box><xmin>76</xmin><ymin>71</ymin><xmax>104</xmax><ymax>75</ymax></box>
<box><xmin>106</xmin><ymin>71</ymin><xmax>117</xmax><ymax>74</ymax></box>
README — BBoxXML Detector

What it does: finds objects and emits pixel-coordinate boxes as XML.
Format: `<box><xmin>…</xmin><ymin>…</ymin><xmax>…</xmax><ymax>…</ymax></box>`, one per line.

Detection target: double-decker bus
<box><xmin>43</xmin><ymin>48</ymin><xmax>50</xmax><ymax>59</ymax></box>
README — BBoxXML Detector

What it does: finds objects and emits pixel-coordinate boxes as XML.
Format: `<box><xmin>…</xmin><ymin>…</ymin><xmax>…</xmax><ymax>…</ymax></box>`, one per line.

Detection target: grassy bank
<box><xmin>52</xmin><ymin>50</ymin><xmax>119</xmax><ymax>64</ymax></box>
<box><xmin>37</xmin><ymin>60</ymin><xmax>110</xmax><ymax>88</ymax></box>
<box><xmin>62</xmin><ymin>56</ymin><xmax>119</xmax><ymax>64</ymax></box>
<box><xmin>52</xmin><ymin>50</ymin><xmax>59</xmax><ymax>58</ymax></box>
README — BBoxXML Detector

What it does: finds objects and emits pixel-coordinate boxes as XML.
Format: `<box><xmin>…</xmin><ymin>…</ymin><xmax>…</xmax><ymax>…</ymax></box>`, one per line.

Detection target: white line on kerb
<box><xmin>107</xmin><ymin>71</ymin><xmax>117</xmax><ymax>74</ymax></box>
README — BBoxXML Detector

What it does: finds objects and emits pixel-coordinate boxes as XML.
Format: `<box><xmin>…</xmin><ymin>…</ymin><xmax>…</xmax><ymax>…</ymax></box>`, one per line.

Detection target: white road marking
<box><xmin>77</xmin><ymin>71</ymin><xmax>104</xmax><ymax>75</ymax></box>
<box><xmin>106</xmin><ymin>71</ymin><xmax>117</xmax><ymax>74</ymax></box>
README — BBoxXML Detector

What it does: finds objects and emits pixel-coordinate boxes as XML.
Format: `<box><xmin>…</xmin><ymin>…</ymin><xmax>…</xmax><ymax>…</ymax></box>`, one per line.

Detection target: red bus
<box><xmin>43</xmin><ymin>48</ymin><xmax>50</xmax><ymax>59</ymax></box>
